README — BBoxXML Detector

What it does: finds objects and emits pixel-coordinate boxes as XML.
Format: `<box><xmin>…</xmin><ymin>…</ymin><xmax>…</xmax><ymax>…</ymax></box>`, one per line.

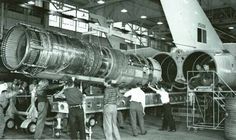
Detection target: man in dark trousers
<box><xmin>148</xmin><ymin>83</ymin><xmax>176</xmax><ymax>132</ymax></box>
<box><xmin>123</xmin><ymin>85</ymin><xmax>147</xmax><ymax>137</ymax></box>
<box><xmin>55</xmin><ymin>77</ymin><xmax>86</xmax><ymax>140</ymax></box>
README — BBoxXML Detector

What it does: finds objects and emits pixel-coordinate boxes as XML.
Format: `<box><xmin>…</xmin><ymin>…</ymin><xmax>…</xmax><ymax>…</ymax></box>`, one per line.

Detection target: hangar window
<box><xmin>49</xmin><ymin>1</ymin><xmax>89</xmax><ymax>33</ymax></box>
<box><xmin>76</xmin><ymin>9</ymin><xmax>89</xmax><ymax>33</ymax></box>
<box><xmin>49</xmin><ymin>1</ymin><xmax>60</xmax><ymax>27</ymax></box>
<box><xmin>113</xmin><ymin>22</ymin><xmax>123</xmax><ymax>28</ymax></box>
<box><xmin>61</xmin><ymin>4</ymin><xmax>76</xmax><ymax>31</ymax></box>
<box><xmin>125</xmin><ymin>24</ymin><xmax>132</xmax><ymax>31</ymax></box>
<box><xmin>113</xmin><ymin>22</ymin><xmax>148</xmax><ymax>47</ymax></box>
<box><xmin>197</xmin><ymin>28</ymin><xmax>207</xmax><ymax>43</ymax></box>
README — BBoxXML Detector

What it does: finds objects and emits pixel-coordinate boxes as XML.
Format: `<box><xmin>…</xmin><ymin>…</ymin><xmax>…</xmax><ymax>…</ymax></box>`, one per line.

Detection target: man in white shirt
<box><xmin>124</xmin><ymin>85</ymin><xmax>147</xmax><ymax>137</ymax></box>
<box><xmin>148</xmin><ymin>83</ymin><xmax>176</xmax><ymax>132</ymax></box>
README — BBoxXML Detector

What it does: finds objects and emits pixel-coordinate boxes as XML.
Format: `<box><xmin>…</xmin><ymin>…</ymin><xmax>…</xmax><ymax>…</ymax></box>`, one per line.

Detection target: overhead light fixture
<box><xmin>121</xmin><ymin>9</ymin><xmax>128</xmax><ymax>13</ymax></box>
<box><xmin>27</xmin><ymin>1</ymin><xmax>35</xmax><ymax>5</ymax></box>
<box><xmin>228</xmin><ymin>26</ymin><xmax>234</xmax><ymax>30</ymax></box>
<box><xmin>140</xmin><ymin>15</ymin><xmax>147</xmax><ymax>19</ymax></box>
<box><xmin>97</xmin><ymin>0</ymin><xmax>105</xmax><ymax>4</ymax></box>
<box><xmin>161</xmin><ymin>37</ymin><xmax>166</xmax><ymax>40</ymax></box>
<box><xmin>157</xmin><ymin>21</ymin><xmax>163</xmax><ymax>25</ymax></box>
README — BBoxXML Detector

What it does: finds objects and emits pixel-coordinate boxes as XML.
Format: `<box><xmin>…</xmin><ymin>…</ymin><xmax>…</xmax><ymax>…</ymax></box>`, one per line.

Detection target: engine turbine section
<box><xmin>183</xmin><ymin>51</ymin><xmax>236</xmax><ymax>88</ymax></box>
<box><xmin>1</xmin><ymin>24</ymin><xmax>161</xmax><ymax>86</ymax></box>
<box><xmin>153</xmin><ymin>53</ymin><xmax>177</xmax><ymax>84</ymax></box>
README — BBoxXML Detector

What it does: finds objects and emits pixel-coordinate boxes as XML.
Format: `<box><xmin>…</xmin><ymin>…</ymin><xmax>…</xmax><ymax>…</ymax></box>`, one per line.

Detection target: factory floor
<box><xmin>4</xmin><ymin>115</ymin><xmax>225</xmax><ymax>140</ymax></box>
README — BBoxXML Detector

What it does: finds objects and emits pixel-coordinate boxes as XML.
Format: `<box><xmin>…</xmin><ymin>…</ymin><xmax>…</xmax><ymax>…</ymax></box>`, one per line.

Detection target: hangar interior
<box><xmin>0</xmin><ymin>0</ymin><xmax>236</xmax><ymax>140</ymax></box>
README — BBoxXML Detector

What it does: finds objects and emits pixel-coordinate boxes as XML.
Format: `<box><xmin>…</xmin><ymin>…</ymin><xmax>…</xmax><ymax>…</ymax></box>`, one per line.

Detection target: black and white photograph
<box><xmin>0</xmin><ymin>0</ymin><xmax>235</xmax><ymax>139</ymax></box>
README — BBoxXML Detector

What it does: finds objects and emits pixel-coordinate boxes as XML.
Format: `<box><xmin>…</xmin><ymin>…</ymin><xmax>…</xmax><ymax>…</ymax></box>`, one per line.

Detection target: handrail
<box><xmin>187</xmin><ymin>70</ymin><xmax>236</xmax><ymax>96</ymax></box>
<box><xmin>212</xmin><ymin>71</ymin><xmax>236</xmax><ymax>96</ymax></box>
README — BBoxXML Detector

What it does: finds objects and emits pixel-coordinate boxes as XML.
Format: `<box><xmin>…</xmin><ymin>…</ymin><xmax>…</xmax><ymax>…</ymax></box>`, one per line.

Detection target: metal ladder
<box><xmin>187</xmin><ymin>71</ymin><xmax>236</xmax><ymax>130</ymax></box>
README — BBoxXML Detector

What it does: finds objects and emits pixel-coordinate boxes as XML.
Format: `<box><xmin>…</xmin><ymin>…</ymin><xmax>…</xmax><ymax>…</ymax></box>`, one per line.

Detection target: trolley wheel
<box><xmin>27</xmin><ymin>122</ymin><xmax>36</xmax><ymax>134</ymax></box>
<box><xmin>54</xmin><ymin>129</ymin><xmax>61</xmax><ymax>138</ymax></box>
<box><xmin>6</xmin><ymin>118</ymin><xmax>15</xmax><ymax>129</ymax></box>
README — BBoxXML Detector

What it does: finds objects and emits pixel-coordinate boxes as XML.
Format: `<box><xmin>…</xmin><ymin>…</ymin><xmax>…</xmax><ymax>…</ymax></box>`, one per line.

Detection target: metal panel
<box><xmin>85</xmin><ymin>92</ymin><xmax>186</xmax><ymax>113</ymax></box>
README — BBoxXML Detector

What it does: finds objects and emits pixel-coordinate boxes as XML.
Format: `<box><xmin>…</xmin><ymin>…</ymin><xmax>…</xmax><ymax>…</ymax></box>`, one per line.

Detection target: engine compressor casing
<box><xmin>1</xmin><ymin>24</ymin><xmax>162</xmax><ymax>87</ymax></box>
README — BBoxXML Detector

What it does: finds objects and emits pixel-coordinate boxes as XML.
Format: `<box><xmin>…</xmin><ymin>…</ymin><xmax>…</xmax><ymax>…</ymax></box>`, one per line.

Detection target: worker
<box><xmin>29</xmin><ymin>80</ymin><xmax>38</xmax><ymax>108</ymax></box>
<box><xmin>203</xmin><ymin>64</ymin><xmax>209</xmax><ymax>71</ymax></box>
<box><xmin>29</xmin><ymin>80</ymin><xmax>38</xmax><ymax>94</ymax></box>
<box><xmin>189</xmin><ymin>64</ymin><xmax>203</xmax><ymax>89</ymax></box>
<box><xmin>32</xmin><ymin>79</ymin><xmax>50</xmax><ymax>139</ymax></box>
<box><xmin>0</xmin><ymin>82</ymin><xmax>21</xmax><ymax>138</ymax></box>
<box><xmin>27</xmin><ymin>80</ymin><xmax>39</xmax><ymax>121</ymax></box>
<box><xmin>103</xmin><ymin>80</ymin><xmax>121</xmax><ymax>140</ymax></box>
<box><xmin>117</xmin><ymin>89</ymin><xmax>126</xmax><ymax>129</ymax></box>
<box><xmin>123</xmin><ymin>85</ymin><xmax>147</xmax><ymax>137</ymax></box>
<box><xmin>148</xmin><ymin>83</ymin><xmax>176</xmax><ymax>132</ymax></box>
<box><xmin>33</xmin><ymin>79</ymin><xmax>64</xmax><ymax>139</ymax></box>
<box><xmin>201</xmin><ymin>64</ymin><xmax>215</xmax><ymax>86</ymax></box>
<box><xmin>55</xmin><ymin>77</ymin><xmax>86</xmax><ymax>140</ymax></box>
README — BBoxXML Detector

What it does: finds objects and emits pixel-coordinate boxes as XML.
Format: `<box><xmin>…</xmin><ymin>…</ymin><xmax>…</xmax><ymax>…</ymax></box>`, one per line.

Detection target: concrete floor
<box><xmin>4</xmin><ymin>115</ymin><xmax>225</xmax><ymax>140</ymax></box>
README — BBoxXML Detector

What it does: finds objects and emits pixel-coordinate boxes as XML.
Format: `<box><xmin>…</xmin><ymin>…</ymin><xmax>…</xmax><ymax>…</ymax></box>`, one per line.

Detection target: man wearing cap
<box><xmin>0</xmin><ymin>82</ymin><xmax>20</xmax><ymax>138</ymax></box>
<box><xmin>55</xmin><ymin>77</ymin><xmax>86</xmax><ymax>140</ymax></box>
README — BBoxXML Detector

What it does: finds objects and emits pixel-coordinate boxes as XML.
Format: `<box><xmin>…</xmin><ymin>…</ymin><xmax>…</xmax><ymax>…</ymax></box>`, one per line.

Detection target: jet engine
<box><xmin>182</xmin><ymin>50</ymin><xmax>236</xmax><ymax>87</ymax></box>
<box><xmin>153</xmin><ymin>52</ymin><xmax>177</xmax><ymax>84</ymax></box>
<box><xmin>154</xmin><ymin>49</ymin><xmax>236</xmax><ymax>88</ymax></box>
<box><xmin>1</xmin><ymin>24</ymin><xmax>162</xmax><ymax>87</ymax></box>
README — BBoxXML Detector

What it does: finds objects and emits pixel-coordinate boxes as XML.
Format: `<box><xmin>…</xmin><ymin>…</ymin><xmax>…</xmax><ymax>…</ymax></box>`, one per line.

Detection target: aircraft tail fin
<box><xmin>160</xmin><ymin>0</ymin><xmax>223</xmax><ymax>51</ymax></box>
